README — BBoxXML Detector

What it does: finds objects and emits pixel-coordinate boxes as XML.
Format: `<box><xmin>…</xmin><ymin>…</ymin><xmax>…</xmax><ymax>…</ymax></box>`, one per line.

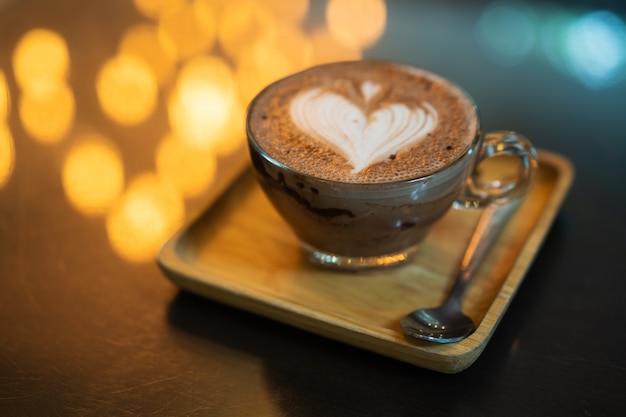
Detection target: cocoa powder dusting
<box><xmin>248</xmin><ymin>61</ymin><xmax>478</xmax><ymax>183</ymax></box>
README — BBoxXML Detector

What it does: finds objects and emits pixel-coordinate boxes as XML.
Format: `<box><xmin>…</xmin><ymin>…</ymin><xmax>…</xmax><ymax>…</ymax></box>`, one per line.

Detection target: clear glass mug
<box><xmin>246</xmin><ymin>66</ymin><xmax>538</xmax><ymax>270</ymax></box>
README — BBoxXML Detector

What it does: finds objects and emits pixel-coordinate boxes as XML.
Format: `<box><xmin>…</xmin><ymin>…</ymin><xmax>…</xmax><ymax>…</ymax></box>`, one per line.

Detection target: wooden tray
<box><xmin>157</xmin><ymin>150</ymin><xmax>574</xmax><ymax>373</ymax></box>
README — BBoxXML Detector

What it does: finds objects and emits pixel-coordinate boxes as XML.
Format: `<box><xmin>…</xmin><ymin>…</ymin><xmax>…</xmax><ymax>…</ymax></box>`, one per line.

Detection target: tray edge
<box><xmin>157</xmin><ymin>149</ymin><xmax>575</xmax><ymax>373</ymax></box>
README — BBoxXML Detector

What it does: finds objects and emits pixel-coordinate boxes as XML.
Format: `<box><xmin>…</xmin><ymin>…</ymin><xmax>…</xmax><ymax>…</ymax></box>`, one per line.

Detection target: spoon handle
<box><xmin>448</xmin><ymin>198</ymin><xmax>520</xmax><ymax>303</ymax></box>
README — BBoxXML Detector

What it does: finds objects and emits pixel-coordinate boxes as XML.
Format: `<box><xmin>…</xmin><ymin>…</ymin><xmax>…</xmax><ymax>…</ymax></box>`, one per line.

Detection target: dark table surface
<box><xmin>2</xmin><ymin>0</ymin><xmax>625</xmax><ymax>416</ymax></box>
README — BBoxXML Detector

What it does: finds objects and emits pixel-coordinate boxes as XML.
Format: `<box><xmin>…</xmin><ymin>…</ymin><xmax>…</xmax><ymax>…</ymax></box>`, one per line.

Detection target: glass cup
<box><xmin>246</xmin><ymin>62</ymin><xmax>538</xmax><ymax>270</ymax></box>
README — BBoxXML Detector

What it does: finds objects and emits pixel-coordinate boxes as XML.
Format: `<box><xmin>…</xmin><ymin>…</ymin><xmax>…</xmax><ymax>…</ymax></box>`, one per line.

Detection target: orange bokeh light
<box><xmin>236</xmin><ymin>40</ymin><xmax>293</xmax><ymax>105</ymax></box>
<box><xmin>168</xmin><ymin>55</ymin><xmax>240</xmax><ymax>149</ymax></box>
<box><xmin>157</xmin><ymin>0</ymin><xmax>217</xmax><ymax>61</ymax></box>
<box><xmin>217</xmin><ymin>0</ymin><xmax>277</xmax><ymax>61</ymax></box>
<box><xmin>12</xmin><ymin>28</ymin><xmax>70</xmax><ymax>98</ymax></box>
<box><xmin>132</xmin><ymin>0</ymin><xmax>186</xmax><ymax>20</ymax></box>
<box><xmin>107</xmin><ymin>173</ymin><xmax>185</xmax><ymax>263</ymax></box>
<box><xmin>261</xmin><ymin>0</ymin><xmax>310</xmax><ymax>22</ymax></box>
<box><xmin>275</xmin><ymin>23</ymin><xmax>314</xmax><ymax>73</ymax></box>
<box><xmin>19</xmin><ymin>80</ymin><xmax>75</xmax><ymax>144</ymax></box>
<box><xmin>155</xmin><ymin>132</ymin><xmax>217</xmax><ymax>198</ymax></box>
<box><xmin>96</xmin><ymin>53</ymin><xmax>158</xmax><ymax>126</ymax></box>
<box><xmin>2</xmin><ymin>0</ymin><xmax>388</xmax><ymax>264</ymax></box>
<box><xmin>0</xmin><ymin>123</ymin><xmax>14</xmax><ymax>188</ymax></box>
<box><xmin>62</xmin><ymin>132</ymin><xmax>125</xmax><ymax>216</ymax></box>
<box><xmin>119</xmin><ymin>23</ymin><xmax>177</xmax><ymax>87</ymax></box>
<box><xmin>311</xmin><ymin>26</ymin><xmax>362</xmax><ymax>65</ymax></box>
<box><xmin>1</xmin><ymin>70</ymin><xmax>9</xmax><ymax>120</ymax></box>
<box><xmin>326</xmin><ymin>0</ymin><xmax>387</xmax><ymax>50</ymax></box>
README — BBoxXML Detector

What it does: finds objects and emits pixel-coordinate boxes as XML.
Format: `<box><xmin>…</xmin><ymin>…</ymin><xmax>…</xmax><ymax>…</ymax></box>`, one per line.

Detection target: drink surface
<box><xmin>247</xmin><ymin>61</ymin><xmax>478</xmax><ymax>183</ymax></box>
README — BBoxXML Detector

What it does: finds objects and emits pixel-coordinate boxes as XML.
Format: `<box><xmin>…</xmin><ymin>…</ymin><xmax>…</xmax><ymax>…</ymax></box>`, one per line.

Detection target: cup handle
<box><xmin>455</xmin><ymin>130</ymin><xmax>539</xmax><ymax>209</ymax></box>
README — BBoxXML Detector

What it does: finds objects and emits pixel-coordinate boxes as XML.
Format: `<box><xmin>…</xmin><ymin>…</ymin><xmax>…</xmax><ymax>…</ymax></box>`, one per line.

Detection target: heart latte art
<box><xmin>289</xmin><ymin>81</ymin><xmax>438</xmax><ymax>174</ymax></box>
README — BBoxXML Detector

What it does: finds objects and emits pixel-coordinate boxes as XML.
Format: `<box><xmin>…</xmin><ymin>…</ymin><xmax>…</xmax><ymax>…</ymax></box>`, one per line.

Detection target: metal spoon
<box><xmin>401</xmin><ymin>198</ymin><xmax>518</xmax><ymax>343</ymax></box>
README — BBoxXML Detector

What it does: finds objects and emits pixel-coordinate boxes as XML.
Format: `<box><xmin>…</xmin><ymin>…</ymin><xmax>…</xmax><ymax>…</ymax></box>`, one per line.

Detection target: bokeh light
<box><xmin>4</xmin><ymin>0</ymin><xmax>388</xmax><ymax>263</ymax></box>
<box><xmin>236</xmin><ymin>40</ymin><xmax>294</xmax><ymax>105</ymax></box>
<box><xmin>96</xmin><ymin>53</ymin><xmax>158</xmax><ymax>125</ymax></box>
<box><xmin>119</xmin><ymin>23</ymin><xmax>177</xmax><ymax>87</ymax></box>
<box><xmin>12</xmin><ymin>28</ymin><xmax>70</xmax><ymax>98</ymax></box>
<box><xmin>133</xmin><ymin>0</ymin><xmax>186</xmax><ymax>20</ymax></box>
<box><xmin>1</xmin><ymin>69</ymin><xmax>9</xmax><ymax>120</ymax></box>
<box><xmin>210</xmin><ymin>102</ymin><xmax>245</xmax><ymax>156</ymax></box>
<box><xmin>476</xmin><ymin>1</ymin><xmax>536</xmax><ymax>67</ymax></box>
<box><xmin>261</xmin><ymin>0</ymin><xmax>309</xmax><ymax>23</ymax></box>
<box><xmin>276</xmin><ymin>23</ymin><xmax>314</xmax><ymax>72</ymax></box>
<box><xmin>326</xmin><ymin>0</ymin><xmax>386</xmax><ymax>50</ymax></box>
<box><xmin>157</xmin><ymin>0</ymin><xmax>217</xmax><ymax>61</ymax></box>
<box><xmin>476</xmin><ymin>2</ymin><xmax>626</xmax><ymax>89</ymax></box>
<box><xmin>0</xmin><ymin>123</ymin><xmax>14</xmax><ymax>188</ymax></box>
<box><xmin>168</xmin><ymin>55</ymin><xmax>240</xmax><ymax>149</ymax></box>
<box><xmin>62</xmin><ymin>132</ymin><xmax>125</xmax><ymax>216</ymax></box>
<box><xmin>18</xmin><ymin>80</ymin><xmax>75</xmax><ymax>144</ymax></box>
<box><xmin>0</xmin><ymin>70</ymin><xmax>11</xmax><ymax>187</ymax></box>
<box><xmin>564</xmin><ymin>10</ymin><xmax>626</xmax><ymax>89</ymax></box>
<box><xmin>217</xmin><ymin>0</ymin><xmax>277</xmax><ymax>61</ymax></box>
<box><xmin>311</xmin><ymin>26</ymin><xmax>362</xmax><ymax>65</ymax></box>
<box><xmin>106</xmin><ymin>173</ymin><xmax>185</xmax><ymax>263</ymax></box>
<box><xmin>155</xmin><ymin>132</ymin><xmax>216</xmax><ymax>198</ymax></box>
<box><xmin>13</xmin><ymin>28</ymin><xmax>74</xmax><ymax>144</ymax></box>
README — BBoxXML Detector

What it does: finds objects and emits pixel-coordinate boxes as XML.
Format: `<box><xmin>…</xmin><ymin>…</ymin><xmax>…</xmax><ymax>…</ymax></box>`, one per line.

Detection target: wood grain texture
<box><xmin>158</xmin><ymin>150</ymin><xmax>574</xmax><ymax>373</ymax></box>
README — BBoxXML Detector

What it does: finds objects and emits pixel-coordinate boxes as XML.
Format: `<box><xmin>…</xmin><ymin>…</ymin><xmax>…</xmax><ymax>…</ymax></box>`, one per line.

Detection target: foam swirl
<box><xmin>289</xmin><ymin>81</ymin><xmax>438</xmax><ymax>174</ymax></box>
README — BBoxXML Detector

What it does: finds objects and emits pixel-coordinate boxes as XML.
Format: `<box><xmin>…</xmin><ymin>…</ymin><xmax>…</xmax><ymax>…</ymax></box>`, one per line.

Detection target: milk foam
<box><xmin>289</xmin><ymin>81</ymin><xmax>438</xmax><ymax>174</ymax></box>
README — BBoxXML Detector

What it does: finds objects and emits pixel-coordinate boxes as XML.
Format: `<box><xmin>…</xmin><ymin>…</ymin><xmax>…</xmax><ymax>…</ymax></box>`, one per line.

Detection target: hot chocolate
<box><xmin>247</xmin><ymin>61</ymin><xmax>478</xmax><ymax>183</ymax></box>
<box><xmin>245</xmin><ymin>61</ymin><xmax>534</xmax><ymax>270</ymax></box>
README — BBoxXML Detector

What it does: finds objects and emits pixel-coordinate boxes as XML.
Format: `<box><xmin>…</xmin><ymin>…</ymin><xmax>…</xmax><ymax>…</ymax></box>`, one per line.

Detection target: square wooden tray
<box><xmin>158</xmin><ymin>150</ymin><xmax>574</xmax><ymax>373</ymax></box>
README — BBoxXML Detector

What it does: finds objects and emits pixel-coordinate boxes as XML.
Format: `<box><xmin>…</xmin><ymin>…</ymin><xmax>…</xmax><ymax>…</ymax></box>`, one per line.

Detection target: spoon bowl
<box><xmin>401</xmin><ymin>199</ymin><xmax>518</xmax><ymax>343</ymax></box>
<box><xmin>401</xmin><ymin>302</ymin><xmax>476</xmax><ymax>343</ymax></box>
